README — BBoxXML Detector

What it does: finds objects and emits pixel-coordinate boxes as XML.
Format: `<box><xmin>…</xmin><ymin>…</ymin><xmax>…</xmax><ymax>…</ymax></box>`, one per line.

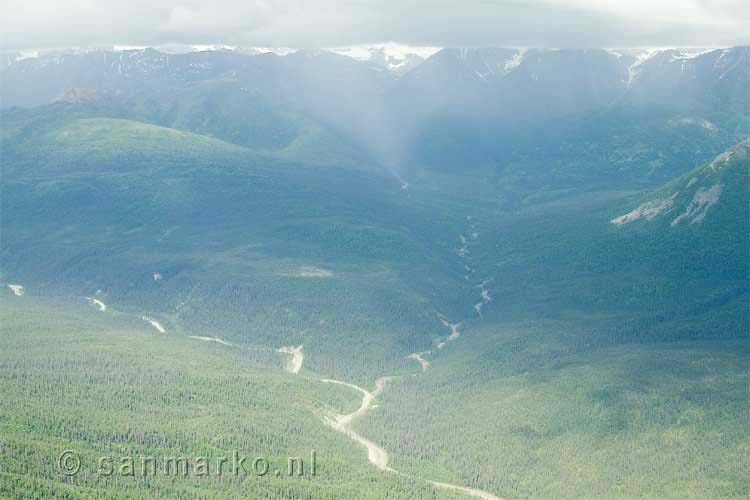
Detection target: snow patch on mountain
<box><xmin>670</xmin><ymin>48</ymin><xmax>719</xmax><ymax>61</ymax></box>
<box><xmin>14</xmin><ymin>51</ymin><xmax>40</xmax><ymax>61</ymax></box>
<box><xmin>251</xmin><ymin>47</ymin><xmax>297</xmax><ymax>56</ymax></box>
<box><xmin>190</xmin><ymin>44</ymin><xmax>237</xmax><ymax>52</ymax></box>
<box><xmin>619</xmin><ymin>47</ymin><xmax>721</xmax><ymax>84</ymax></box>
<box><xmin>604</xmin><ymin>49</ymin><xmax>625</xmax><ymax>58</ymax></box>
<box><xmin>327</xmin><ymin>43</ymin><xmax>440</xmax><ymax>73</ymax></box>
<box><xmin>625</xmin><ymin>49</ymin><xmax>661</xmax><ymax>85</ymax></box>
<box><xmin>504</xmin><ymin>49</ymin><xmax>526</xmax><ymax>72</ymax></box>
<box><xmin>113</xmin><ymin>45</ymin><xmax>148</xmax><ymax>52</ymax></box>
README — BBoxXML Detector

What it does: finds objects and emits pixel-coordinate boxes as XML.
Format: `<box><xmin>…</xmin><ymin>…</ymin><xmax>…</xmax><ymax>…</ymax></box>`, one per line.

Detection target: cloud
<box><xmin>1</xmin><ymin>0</ymin><xmax>748</xmax><ymax>50</ymax></box>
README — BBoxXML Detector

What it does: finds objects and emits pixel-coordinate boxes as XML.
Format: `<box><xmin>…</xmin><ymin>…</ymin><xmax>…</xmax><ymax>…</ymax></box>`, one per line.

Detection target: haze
<box><xmin>2</xmin><ymin>0</ymin><xmax>748</xmax><ymax>50</ymax></box>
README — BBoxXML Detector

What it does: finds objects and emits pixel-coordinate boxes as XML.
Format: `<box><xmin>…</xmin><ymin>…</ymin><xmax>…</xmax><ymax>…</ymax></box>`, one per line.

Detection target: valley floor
<box><xmin>2</xmin><ymin>294</ymin><xmax>747</xmax><ymax>499</ymax></box>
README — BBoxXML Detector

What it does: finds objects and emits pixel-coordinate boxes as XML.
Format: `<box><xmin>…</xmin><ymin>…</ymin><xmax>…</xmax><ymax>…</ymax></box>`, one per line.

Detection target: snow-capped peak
<box><xmin>669</xmin><ymin>48</ymin><xmax>716</xmax><ymax>61</ymax></box>
<box><xmin>624</xmin><ymin>49</ymin><xmax>662</xmax><ymax>86</ymax></box>
<box><xmin>113</xmin><ymin>45</ymin><xmax>149</xmax><ymax>52</ymax></box>
<box><xmin>326</xmin><ymin>43</ymin><xmax>441</xmax><ymax>73</ymax></box>
<box><xmin>15</xmin><ymin>50</ymin><xmax>40</xmax><ymax>61</ymax></box>
<box><xmin>248</xmin><ymin>47</ymin><xmax>297</xmax><ymax>56</ymax></box>
<box><xmin>616</xmin><ymin>47</ymin><xmax>721</xmax><ymax>85</ymax></box>
<box><xmin>113</xmin><ymin>44</ymin><xmax>295</xmax><ymax>56</ymax></box>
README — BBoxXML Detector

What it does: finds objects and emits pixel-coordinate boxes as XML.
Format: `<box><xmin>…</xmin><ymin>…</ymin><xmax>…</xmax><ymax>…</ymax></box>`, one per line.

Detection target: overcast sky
<box><xmin>2</xmin><ymin>0</ymin><xmax>748</xmax><ymax>51</ymax></box>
